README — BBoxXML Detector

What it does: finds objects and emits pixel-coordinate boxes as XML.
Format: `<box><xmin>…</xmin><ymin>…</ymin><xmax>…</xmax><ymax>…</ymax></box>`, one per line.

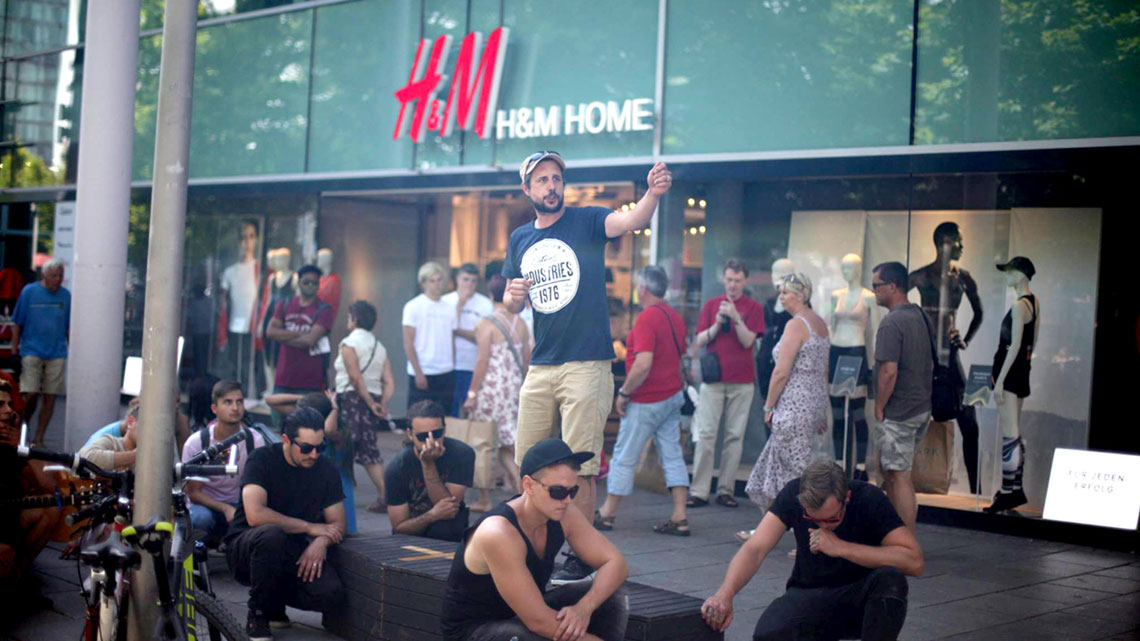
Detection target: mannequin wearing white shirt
<box><xmin>828</xmin><ymin>253</ymin><xmax>879</xmax><ymax>478</ymax></box>
<box><xmin>220</xmin><ymin>220</ymin><xmax>260</xmax><ymax>391</ymax></box>
<box><xmin>259</xmin><ymin>248</ymin><xmax>297</xmax><ymax>388</ymax></box>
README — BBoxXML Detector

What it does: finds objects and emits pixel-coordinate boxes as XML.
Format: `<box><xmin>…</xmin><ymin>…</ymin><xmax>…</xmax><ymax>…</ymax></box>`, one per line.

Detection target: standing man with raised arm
<box><xmin>702</xmin><ymin>461</ymin><xmax>923</xmax><ymax>640</ymax></box>
<box><xmin>265</xmin><ymin>265</ymin><xmax>334</xmax><ymax>420</ymax></box>
<box><xmin>224</xmin><ymin>407</ymin><xmax>346</xmax><ymax>641</ymax></box>
<box><xmin>503</xmin><ymin>151</ymin><xmax>672</xmax><ymax>583</ymax></box>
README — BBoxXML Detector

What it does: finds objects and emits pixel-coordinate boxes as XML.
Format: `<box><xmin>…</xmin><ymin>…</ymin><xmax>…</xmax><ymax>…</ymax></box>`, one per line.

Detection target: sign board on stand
<box><xmin>1043</xmin><ymin>448</ymin><xmax>1140</xmax><ymax>531</ymax></box>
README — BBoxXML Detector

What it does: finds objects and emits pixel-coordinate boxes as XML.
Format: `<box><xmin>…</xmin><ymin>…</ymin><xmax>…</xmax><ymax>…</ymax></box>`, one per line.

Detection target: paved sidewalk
<box><xmin>5</xmin><ymin>430</ymin><xmax>1139</xmax><ymax>641</ymax></box>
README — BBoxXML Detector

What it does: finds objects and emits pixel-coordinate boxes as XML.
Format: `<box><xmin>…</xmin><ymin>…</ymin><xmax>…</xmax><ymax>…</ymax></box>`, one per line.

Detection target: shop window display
<box><xmin>665</xmin><ymin>173</ymin><xmax>1100</xmax><ymax>517</ymax></box>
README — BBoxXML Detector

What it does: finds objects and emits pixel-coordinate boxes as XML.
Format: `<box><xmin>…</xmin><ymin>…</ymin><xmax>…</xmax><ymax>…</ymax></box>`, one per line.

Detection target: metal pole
<box><xmin>129</xmin><ymin>0</ymin><xmax>197</xmax><ymax>637</ymax></box>
<box><xmin>64</xmin><ymin>0</ymin><xmax>141</xmax><ymax>451</ymax></box>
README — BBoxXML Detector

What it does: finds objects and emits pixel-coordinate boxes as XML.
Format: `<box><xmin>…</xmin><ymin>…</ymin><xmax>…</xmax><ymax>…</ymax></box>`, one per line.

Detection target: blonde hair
<box><xmin>780</xmin><ymin>272</ymin><xmax>813</xmax><ymax>304</ymax></box>
<box><xmin>417</xmin><ymin>261</ymin><xmax>447</xmax><ymax>285</ymax></box>
<box><xmin>797</xmin><ymin>461</ymin><xmax>848</xmax><ymax>510</ymax></box>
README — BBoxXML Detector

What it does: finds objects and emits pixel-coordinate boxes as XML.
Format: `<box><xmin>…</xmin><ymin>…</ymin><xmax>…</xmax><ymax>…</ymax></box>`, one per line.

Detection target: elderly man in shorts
<box><xmin>871</xmin><ymin>262</ymin><xmax>934</xmax><ymax>531</ymax></box>
<box><xmin>12</xmin><ymin>259</ymin><xmax>70</xmax><ymax>446</ymax></box>
<box><xmin>503</xmin><ymin>152</ymin><xmax>673</xmax><ymax>583</ymax></box>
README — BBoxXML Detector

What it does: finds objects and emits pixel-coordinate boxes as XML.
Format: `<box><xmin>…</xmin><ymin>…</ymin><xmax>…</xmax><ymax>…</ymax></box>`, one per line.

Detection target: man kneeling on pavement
<box><xmin>702</xmin><ymin>460</ymin><xmax>923</xmax><ymax>641</ymax></box>
<box><xmin>442</xmin><ymin>437</ymin><xmax>629</xmax><ymax>641</ymax></box>
<box><xmin>225</xmin><ymin>406</ymin><xmax>346</xmax><ymax>641</ymax></box>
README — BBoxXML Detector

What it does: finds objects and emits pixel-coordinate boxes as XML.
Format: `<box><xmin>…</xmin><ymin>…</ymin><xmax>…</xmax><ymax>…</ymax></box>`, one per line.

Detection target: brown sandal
<box><xmin>653</xmin><ymin>519</ymin><xmax>691</xmax><ymax>537</ymax></box>
<box><xmin>715</xmin><ymin>494</ymin><xmax>740</xmax><ymax>508</ymax></box>
<box><xmin>594</xmin><ymin>511</ymin><xmax>616</xmax><ymax>531</ymax></box>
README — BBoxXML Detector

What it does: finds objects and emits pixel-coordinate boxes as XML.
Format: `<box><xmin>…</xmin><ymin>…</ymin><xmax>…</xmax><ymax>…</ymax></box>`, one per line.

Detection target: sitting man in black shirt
<box><xmin>702</xmin><ymin>461</ymin><xmax>923</xmax><ymax>641</ymax></box>
<box><xmin>384</xmin><ymin>400</ymin><xmax>475</xmax><ymax>541</ymax></box>
<box><xmin>442</xmin><ymin>438</ymin><xmax>629</xmax><ymax>641</ymax></box>
<box><xmin>224</xmin><ymin>407</ymin><xmax>347</xmax><ymax>641</ymax></box>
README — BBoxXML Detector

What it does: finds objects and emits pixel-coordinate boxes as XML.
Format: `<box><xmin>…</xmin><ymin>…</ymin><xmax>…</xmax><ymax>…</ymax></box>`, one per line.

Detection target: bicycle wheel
<box><xmin>184</xmin><ymin>589</ymin><xmax>246</xmax><ymax>641</ymax></box>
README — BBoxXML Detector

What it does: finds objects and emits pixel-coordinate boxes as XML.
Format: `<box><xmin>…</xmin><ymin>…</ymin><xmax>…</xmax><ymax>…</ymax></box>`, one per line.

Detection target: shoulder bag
<box><xmin>920</xmin><ymin>309</ymin><xmax>962</xmax><ymax>422</ymax></box>
<box><xmin>651</xmin><ymin>305</ymin><xmax>696</xmax><ymax>415</ymax></box>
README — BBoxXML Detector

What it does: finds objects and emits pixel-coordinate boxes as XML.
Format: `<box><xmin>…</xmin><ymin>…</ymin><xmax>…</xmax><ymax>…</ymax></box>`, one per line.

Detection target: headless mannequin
<box><xmin>985</xmin><ymin>265</ymin><xmax>1039</xmax><ymax>513</ymax></box>
<box><xmin>757</xmin><ymin>259</ymin><xmax>795</xmax><ymax>396</ymax></box>
<box><xmin>259</xmin><ymin>248</ymin><xmax>297</xmax><ymax>386</ymax></box>
<box><xmin>828</xmin><ymin>254</ymin><xmax>880</xmax><ymax>477</ymax></box>
<box><xmin>317</xmin><ymin>248</ymin><xmax>342</xmax><ymax>319</ymax></box>
<box><xmin>908</xmin><ymin>223</ymin><xmax>982</xmax><ymax>494</ymax></box>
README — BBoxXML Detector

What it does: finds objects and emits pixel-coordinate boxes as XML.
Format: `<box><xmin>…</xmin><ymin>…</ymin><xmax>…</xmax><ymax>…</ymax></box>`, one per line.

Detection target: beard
<box><xmin>531</xmin><ymin>191</ymin><xmax>564</xmax><ymax>214</ymax></box>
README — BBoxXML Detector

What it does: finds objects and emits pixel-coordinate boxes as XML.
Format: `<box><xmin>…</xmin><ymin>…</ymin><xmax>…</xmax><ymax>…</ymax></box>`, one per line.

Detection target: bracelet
<box><xmin>618</xmin><ymin>390</ymin><xmax>631</xmax><ymax>398</ymax></box>
<box><xmin>763</xmin><ymin>406</ymin><xmax>775</xmax><ymax>415</ymax></box>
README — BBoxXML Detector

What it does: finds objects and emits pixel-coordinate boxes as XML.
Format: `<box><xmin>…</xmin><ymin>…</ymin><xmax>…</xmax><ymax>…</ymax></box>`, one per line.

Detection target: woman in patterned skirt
<box><xmin>463</xmin><ymin>275</ymin><xmax>531</xmax><ymax>510</ymax></box>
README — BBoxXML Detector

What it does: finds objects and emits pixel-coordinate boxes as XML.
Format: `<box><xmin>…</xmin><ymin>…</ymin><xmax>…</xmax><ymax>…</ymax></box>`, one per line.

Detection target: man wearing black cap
<box><xmin>986</xmin><ymin>256</ymin><xmax>1039</xmax><ymax>513</ymax></box>
<box><xmin>503</xmin><ymin>150</ymin><xmax>672</xmax><ymax>582</ymax></box>
<box><xmin>441</xmin><ymin>437</ymin><xmax>630</xmax><ymax>641</ymax></box>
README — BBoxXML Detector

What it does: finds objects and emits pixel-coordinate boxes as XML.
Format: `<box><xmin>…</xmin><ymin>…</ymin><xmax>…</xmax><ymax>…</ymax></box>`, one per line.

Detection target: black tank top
<box><xmin>992</xmin><ymin>294</ymin><xmax>1037</xmax><ymax>381</ymax></box>
<box><xmin>441</xmin><ymin>500</ymin><xmax>565</xmax><ymax>641</ymax></box>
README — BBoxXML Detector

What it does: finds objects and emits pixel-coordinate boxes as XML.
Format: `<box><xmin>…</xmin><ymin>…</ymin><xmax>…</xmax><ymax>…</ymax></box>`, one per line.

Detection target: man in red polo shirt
<box><xmin>690</xmin><ymin>258</ymin><xmax>764</xmax><ymax>507</ymax></box>
<box><xmin>595</xmin><ymin>265</ymin><xmax>691</xmax><ymax>535</ymax></box>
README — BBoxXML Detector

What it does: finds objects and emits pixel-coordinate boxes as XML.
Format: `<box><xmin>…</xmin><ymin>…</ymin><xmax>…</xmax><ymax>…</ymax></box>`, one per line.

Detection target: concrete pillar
<box><xmin>64</xmin><ymin>1</ymin><xmax>142</xmax><ymax>451</ymax></box>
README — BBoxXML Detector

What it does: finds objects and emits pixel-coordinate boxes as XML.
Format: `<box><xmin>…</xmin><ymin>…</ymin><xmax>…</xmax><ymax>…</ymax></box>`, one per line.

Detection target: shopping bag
<box><xmin>447</xmin><ymin>417</ymin><xmax>497</xmax><ymax>490</ymax></box>
<box><xmin>912</xmin><ymin>421</ymin><xmax>955</xmax><ymax>495</ymax></box>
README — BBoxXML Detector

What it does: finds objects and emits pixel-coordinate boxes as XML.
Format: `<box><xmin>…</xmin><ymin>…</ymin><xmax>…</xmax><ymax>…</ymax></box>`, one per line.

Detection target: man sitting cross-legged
<box><xmin>224</xmin><ymin>406</ymin><xmax>346</xmax><ymax>641</ymax></box>
<box><xmin>701</xmin><ymin>461</ymin><xmax>923</xmax><ymax>641</ymax></box>
<box><xmin>441</xmin><ymin>437</ymin><xmax>629</xmax><ymax>641</ymax></box>
<box><xmin>385</xmin><ymin>400</ymin><xmax>475</xmax><ymax>542</ymax></box>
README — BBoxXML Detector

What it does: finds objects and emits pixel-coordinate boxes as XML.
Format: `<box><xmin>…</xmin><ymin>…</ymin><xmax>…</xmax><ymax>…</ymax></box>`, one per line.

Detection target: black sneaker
<box><xmin>247</xmin><ymin>611</ymin><xmax>273</xmax><ymax>641</ymax></box>
<box><xmin>267</xmin><ymin>608</ymin><xmax>291</xmax><ymax>629</ymax></box>
<box><xmin>550</xmin><ymin>552</ymin><xmax>596</xmax><ymax>585</ymax></box>
<box><xmin>983</xmin><ymin>489</ymin><xmax>1028</xmax><ymax>514</ymax></box>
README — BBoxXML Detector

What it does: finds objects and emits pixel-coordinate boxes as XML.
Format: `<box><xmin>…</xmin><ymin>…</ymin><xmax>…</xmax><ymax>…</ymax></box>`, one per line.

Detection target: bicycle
<box><xmin>17</xmin><ymin>425</ymin><xmax>248</xmax><ymax>641</ymax></box>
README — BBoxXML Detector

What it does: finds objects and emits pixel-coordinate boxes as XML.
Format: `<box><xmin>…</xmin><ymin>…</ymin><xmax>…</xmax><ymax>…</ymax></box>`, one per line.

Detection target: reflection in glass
<box><xmin>2</xmin><ymin>0</ymin><xmax>83</xmax><ymax>59</ymax></box>
<box><xmin>1</xmin><ymin>48</ymin><xmax>80</xmax><ymax>186</ymax></box>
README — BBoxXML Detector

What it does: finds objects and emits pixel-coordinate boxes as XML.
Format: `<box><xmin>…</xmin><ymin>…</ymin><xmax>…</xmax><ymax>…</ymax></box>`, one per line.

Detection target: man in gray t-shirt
<box><xmin>871</xmin><ymin>262</ymin><xmax>933</xmax><ymax>531</ymax></box>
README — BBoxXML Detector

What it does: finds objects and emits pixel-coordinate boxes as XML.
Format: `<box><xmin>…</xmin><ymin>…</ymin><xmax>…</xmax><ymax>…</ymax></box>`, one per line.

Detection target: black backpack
<box><xmin>196</xmin><ymin>419</ymin><xmax>271</xmax><ymax>463</ymax></box>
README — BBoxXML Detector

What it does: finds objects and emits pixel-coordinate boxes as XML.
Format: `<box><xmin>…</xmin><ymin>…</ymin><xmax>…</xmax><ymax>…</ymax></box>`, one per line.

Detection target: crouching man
<box><xmin>224</xmin><ymin>407</ymin><xmax>346</xmax><ymax>641</ymax></box>
<box><xmin>702</xmin><ymin>461</ymin><xmax>923</xmax><ymax>641</ymax></box>
<box><xmin>442</xmin><ymin>438</ymin><xmax>629</xmax><ymax>641</ymax></box>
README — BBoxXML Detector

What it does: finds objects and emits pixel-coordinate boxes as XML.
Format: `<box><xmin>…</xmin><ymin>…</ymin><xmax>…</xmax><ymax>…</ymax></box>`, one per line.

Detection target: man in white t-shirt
<box><xmin>403</xmin><ymin>262</ymin><xmax>458</xmax><ymax>411</ymax></box>
<box><xmin>441</xmin><ymin>263</ymin><xmax>494</xmax><ymax>417</ymax></box>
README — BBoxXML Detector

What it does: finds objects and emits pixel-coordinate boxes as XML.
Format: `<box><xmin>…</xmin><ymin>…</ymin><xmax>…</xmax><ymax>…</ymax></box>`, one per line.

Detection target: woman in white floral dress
<box><xmin>463</xmin><ymin>275</ymin><xmax>531</xmax><ymax>506</ymax></box>
<box><xmin>746</xmin><ymin>273</ymin><xmax>830</xmax><ymax>509</ymax></box>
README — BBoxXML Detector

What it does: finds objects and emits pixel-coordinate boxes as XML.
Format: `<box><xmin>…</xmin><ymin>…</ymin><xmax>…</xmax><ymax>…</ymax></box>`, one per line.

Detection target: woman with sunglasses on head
<box><xmin>442</xmin><ymin>437</ymin><xmax>630</xmax><ymax>641</ymax></box>
<box><xmin>703</xmin><ymin>461</ymin><xmax>923</xmax><ymax>641</ymax></box>
<box><xmin>384</xmin><ymin>400</ymin><xmax>476</xmax><ymax>542</ymax></box>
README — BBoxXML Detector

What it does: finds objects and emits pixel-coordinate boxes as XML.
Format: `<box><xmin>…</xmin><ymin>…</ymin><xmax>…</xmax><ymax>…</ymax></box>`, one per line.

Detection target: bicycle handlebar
<box><xmin>65</xmin><ymin>495</ymin><xmax>119</xmax><ymax>527</ymax></box>
<box><xmin>184</xmin><ymin>428</ymin><xmax>249</xmax><ymax>465</ymax></box>
<box><xmin>175</xmin><ymin>463</ymin><xmax>237</xmax><ymax>479</ymax></box>
<box><xmin>18</xmin><ymin>446</ymin><xmax>125</xmax><ymax>482</ymax></box>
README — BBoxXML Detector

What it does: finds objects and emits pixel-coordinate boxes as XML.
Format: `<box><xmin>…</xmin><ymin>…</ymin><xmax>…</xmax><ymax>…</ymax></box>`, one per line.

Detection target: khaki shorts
<box><xmin>515</xmin><ymin>360</ymin><xmax>613</xmax><ymax>477</ymax></box>
<box><xmin>876</xmin><ymin>411</ymin><xmax>931</xmax><ymax>472</ymax></box>
<box><xmin>20</xmin><ymin>356</ymin><xmax>66</xmax><ymax>395</ymax></box>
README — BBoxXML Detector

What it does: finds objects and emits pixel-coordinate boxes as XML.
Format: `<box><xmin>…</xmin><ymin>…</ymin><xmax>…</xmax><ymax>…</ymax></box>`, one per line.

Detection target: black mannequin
<box><xmin>908</xmin><ymin>222</ymin><xmax>982</xmax><ymax>494</ymax></box>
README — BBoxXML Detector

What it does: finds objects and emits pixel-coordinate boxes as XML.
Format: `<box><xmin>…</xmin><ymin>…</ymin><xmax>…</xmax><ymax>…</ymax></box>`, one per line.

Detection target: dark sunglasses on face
<box><xmin>539</xmin><ymin>482</ymin><xmax>580</xmax><ymax>501</ymax></box>
<box><xmin>299</xmin><ymin>279</ymin><xmax>319</xmax><ymax>287</ymax></box>
<box><xmin>413</xmin><ymin>427</ymin><xmax>446</xmax><ymax>442</ymax></box>
<box><xmin>802</xmin><ymin>499</ymin><xmax>848</xmax><ymax>524</ymax></box>
<box><xmin>294</xmin><ymin>441</ymin><xmax>326</xmax><ymax>455</ymax></box>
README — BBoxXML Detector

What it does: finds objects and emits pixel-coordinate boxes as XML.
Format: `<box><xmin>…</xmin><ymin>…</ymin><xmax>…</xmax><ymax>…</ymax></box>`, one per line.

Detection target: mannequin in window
<box><xmin>984</xmin><ymin>257</ymin><xmax>1039</xmax><ymax>514</ymax></box>
<box><xmin>218</xmin><ymin>220</ymin><xmax>260</xmax><ymax>392</ymax></box>
<box><xmin>757</xmin><ymin>258</ymin><xmax>795</xmax><ymax>397</ymax></box>
<box><xmin>258</xmin><ymin>247</ymin><xmax>297</xmax><ymax>389</ymax></box>
<box><xmin>828</xmin><ymin>253</ymin><xmax>880</xmax><ymax>480</ymax></box>
<box><xmin>317</xmin><ymin>248</ymin><xmax>342</xmax><ymax>319</ymax></box>
<box><xmin>908</xmin><ymin>222</ymin><xmax>982</xmax><ymax>494</ymax></box>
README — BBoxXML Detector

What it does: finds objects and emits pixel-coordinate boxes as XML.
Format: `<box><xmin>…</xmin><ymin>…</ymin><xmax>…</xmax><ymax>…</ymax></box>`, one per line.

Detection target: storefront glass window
<box><xmin>662</xmin><ymin>0</ymin><xmax>913</xmax><ymax>155</ymax></box>
<box><xmin>307</xmin><ymin>0</ymin><xmax>418</xmax><ymax>173</ymax></box>
<box><xmin>133</xmin><ymin>11</ymin><xmax>313</xmax><ymax>181</ymax></box>
<box><xmin>660</xmin><ymin>172</ymin><xmax>1100</xmax><ymax>517</ymax></box>
<box><xmin>915</xmin><ymin>0</ymin><xmax>1140</xmax><ymax>144</ymax></box>
<box><xmin>1</xmin><ymin>48</ymin><xmax>80</xmax><ymax>186</ymax></box>
<box><xmin>2</xmin><ymin>0</ymin><xmax>83</xmax><ymax>59</ymax></box>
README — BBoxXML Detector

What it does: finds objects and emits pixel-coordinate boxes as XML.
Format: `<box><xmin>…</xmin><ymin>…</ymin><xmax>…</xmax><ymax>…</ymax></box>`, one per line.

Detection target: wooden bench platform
<box><xmin>322</xmin><ymin>534</ymin><xmax>722</xmax><ymax>641</ymax></box>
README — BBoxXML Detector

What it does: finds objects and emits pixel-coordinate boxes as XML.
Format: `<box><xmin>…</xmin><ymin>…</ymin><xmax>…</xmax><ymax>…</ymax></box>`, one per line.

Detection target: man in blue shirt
<box><xmin>12</xmin><ymin>259</ymin><xmax>70</xmax><ymax>446</ymax></box>
<box><xmin>503</xmin><ymin>151</ymin><xmax>673</xmax><ymax>582</ymax></box>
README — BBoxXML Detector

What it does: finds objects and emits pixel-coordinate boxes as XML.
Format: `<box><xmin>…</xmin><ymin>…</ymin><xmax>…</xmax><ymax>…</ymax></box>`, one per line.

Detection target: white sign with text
<box><xmin>52</xmin><ymin>201</ymin><xmax>76</xmax><ymax>291</ymax></box>
<box><xmin>1043</xmin><ymin>448</ymin><xmax>1140</xmax><ymax>530</ymax></box>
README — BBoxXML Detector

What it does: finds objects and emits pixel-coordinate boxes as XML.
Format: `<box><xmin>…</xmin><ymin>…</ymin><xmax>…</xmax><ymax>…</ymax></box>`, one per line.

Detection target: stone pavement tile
<box><xmin>1001</xmin><ymin>555</ymin><xmax>1103</xmax><ymax>578</ymax></box>
<box><xmin>1062</xmin><ymin>593</ymin><xmax>1140</xmax><ymax>623</ymax></box>
<box><xmin>906</xmin><ymin>574</ymin><xmax>1006</xmax><ymax>607</ymax></box>
<box><xmin>905</xmin><ymin>599</ymin><xmax>1026</xmax><ymax>639</ymax></box>
<box><xmin>3</xmin><ymin>607</ymin><xmax>84</xmax><ymax>641</ymax></box>
<box><xmin>1005</xmin><ymin>581</ymin><xmax>1118</xmax><ymax>606</ymax></box>
<box><xmin>1048</xmin><ymin>574</ymin><xmax>1140</xmax><ymax>595</ymax></box>
<box><xmin>948</xmin><ymin>592</ymin><xmax>1065</xmax><ymax>618</ymax></box>
<box><xmin>939</xmin><ymin>610</ymin><xmax>1138</xmax><ymax>641</ymax></box>
<box><xmin>625</xmin><ymin>541</ymin><xmax>742</xmax><ymax>574</ymax></box>
<box><xmin>1093</xmin><ymin>628</ymin><xmax>1140</xmax><ymax>641</ymax></box>
<box><xmin>1096</xmin><ymin>565</ymin><xmax>1140</xmax><ymax>581</ymax></box>
<box><xmin>954</xmin><ymin>563</ymin><xmax>1085</xmax><ymax>589</ymax></box>
<box><xmin>1039</xmin><ymin>548</ymin><xmax>1138</xmax><ymax>569</ymax></box>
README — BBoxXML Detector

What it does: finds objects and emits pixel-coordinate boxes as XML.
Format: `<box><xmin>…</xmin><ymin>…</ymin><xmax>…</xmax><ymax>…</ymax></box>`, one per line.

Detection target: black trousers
<box><xmin>465</xmin><ymin>582</ymin><xmax>628</xmax><ymax>641</ymax></box>
<box><xmin>408</xmin><ymin>372</ymin><xmax>455</xmax><ymax>411</ymax></box>
<box><xmin>225</xmin><ymin>525</ymin><xmax>344</xmax><ymax>616</ymax></box>
<box><xmin>753</xmin><ymin>567</ymin><xmax>908</xmax><ymax>641</ymax></box>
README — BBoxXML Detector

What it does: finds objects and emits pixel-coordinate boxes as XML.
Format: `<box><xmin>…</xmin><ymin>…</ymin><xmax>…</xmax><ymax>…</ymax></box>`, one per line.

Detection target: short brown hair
<box><xmin>126</xmin><ymin>397</ymin><xmax>141</xmax><ymax>420</ymax></box>
<box><xmin>212</xmin><ymin>379</ymin><xmax>244</xmax><ymax>404</ymax></box>
<box><xmin>797</xmin><ymin>461</ymin><xmax>848</xmax><ymax>511</ymax></box>
<box><xmin>723</xmin><ymin>258</ymin><xmax>749</xmax><ymax>278</ymax></box>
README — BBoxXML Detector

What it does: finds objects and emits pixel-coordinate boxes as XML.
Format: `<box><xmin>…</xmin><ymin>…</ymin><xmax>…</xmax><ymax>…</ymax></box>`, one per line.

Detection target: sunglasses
<box><xmin>299</xmin><ymin>279</ymin><xmax>320</xmax><ymax>287</ymax></box>
<box><xmin>523</xmin><ymin>150</ymin><xmax>561</xmax><ymax>175</ymax></box>
<box><xmin>538</xmin><ymin>481</ymin><xmax>580</xmax><ymax>501</ymax></box>
<box><xmin>413</xmin><ymin>427</ymin><xmax>446</xmax><ymax>442</ymax></box>
<box><xmin>802</xmin><ymin>498</ymin><xmax>848</xmax><ymax>524</ymax></box>
<box><xmin>294</xmin><ymin>441</ymin><xmax>327</xmax><ymax>455</ymax></box>
<box><xmin>871</xmin><ymin>281</ymin><xmax>889</xmax><ymax>289</ymax></box>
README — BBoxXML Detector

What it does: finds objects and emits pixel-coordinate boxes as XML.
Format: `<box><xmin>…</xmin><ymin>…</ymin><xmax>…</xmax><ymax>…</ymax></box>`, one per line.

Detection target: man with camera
<box><xmin>690</xmin><ymin>258</ymin><xmax>765</xmax><ymax>508</ymax></box>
